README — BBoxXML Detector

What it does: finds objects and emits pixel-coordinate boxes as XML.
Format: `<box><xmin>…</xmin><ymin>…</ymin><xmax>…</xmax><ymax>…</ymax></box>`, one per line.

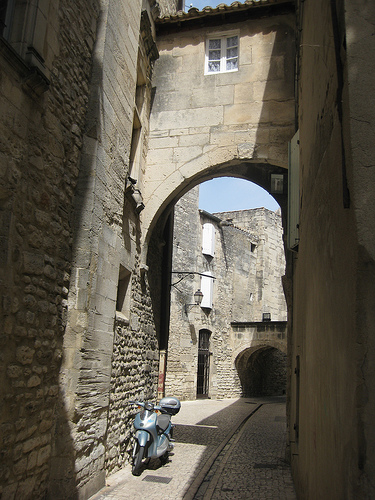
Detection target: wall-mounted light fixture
<box><xmin>184</xmin><ymin>289</ymin><xmax>204</xmax><ymax>314</ymax></box>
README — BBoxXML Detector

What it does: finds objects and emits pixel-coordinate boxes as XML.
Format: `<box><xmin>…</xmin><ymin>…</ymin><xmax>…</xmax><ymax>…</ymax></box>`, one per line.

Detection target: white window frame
<box><xmin>205</xmin><ymin>31</ymin><xmax>239</xmax><ymax>75</ymax></box>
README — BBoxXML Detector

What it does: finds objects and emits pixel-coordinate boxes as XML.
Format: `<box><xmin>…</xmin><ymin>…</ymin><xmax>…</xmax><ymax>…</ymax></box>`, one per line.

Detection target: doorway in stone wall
<box><xmin>197</xmin><ymin>329</ymin><xmax>211</xmax><ymax>398</ymax></box>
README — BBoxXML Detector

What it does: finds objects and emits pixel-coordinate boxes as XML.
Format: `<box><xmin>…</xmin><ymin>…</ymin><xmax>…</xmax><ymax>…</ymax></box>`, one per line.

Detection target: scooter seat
<box><xmin>157</xmin><ymin>414</ymin><xmax>171</xmax><ymax>433</ymax></box>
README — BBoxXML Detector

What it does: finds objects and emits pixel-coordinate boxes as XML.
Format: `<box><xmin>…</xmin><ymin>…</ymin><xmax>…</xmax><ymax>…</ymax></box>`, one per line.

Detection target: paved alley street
<box><xmin>90</xmin><ymin>397</ymin><xmax>297</xmax><ymax>500</ymax></box>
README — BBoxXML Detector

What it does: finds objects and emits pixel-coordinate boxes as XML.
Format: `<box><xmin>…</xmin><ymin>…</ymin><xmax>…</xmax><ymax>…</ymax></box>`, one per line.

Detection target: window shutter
<box><xmin>288</xmin><ymin>130</ymin><xmax>300</xmax><ymax>251</ymax></box>
<box><xmin>202</xmin><ymin>223</ymin><xmax>215</xmax><ymax>257</ymax></box>
<box><xmin>200</xmin><ymin>272</ymin><xmax>214</xmax><ymax>309</ymax></box>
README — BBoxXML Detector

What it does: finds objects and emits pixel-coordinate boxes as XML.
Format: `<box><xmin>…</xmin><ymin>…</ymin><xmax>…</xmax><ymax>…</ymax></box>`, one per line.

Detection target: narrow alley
<box><xmin>90</xmin><ymin>397</ymin><xmax>296</xmax><ymax>499</ymax></box>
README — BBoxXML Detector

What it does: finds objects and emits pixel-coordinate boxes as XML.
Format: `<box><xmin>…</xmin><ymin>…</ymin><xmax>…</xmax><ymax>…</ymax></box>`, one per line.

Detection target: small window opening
<box><xmin>205</xmin><ymin>33</ymin><xmax>239</xmax><ymax>75</ymax></box>
<box><xmin>116</xmin><ymin>266</ymin><xmax>131</xmax><ymax>320</ymax></box>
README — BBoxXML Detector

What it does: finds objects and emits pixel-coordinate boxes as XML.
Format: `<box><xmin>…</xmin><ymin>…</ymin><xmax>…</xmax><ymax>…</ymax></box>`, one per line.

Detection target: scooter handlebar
<box><xmin>129</xmin><ymin>401</ymin><xmax>167</xmax><ymax>413</ymax></box>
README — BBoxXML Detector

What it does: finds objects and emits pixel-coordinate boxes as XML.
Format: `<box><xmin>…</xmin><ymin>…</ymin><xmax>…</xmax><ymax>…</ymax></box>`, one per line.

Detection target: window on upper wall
<box><xmin>200</xmin><ymin>272</ymin><xmax>214</xmax><ymax>309</ymax></box>
<box><xmin>205</xmin><ymin>33</ymin><xmax>239</xmax><ymax>75</ymax></box>
<box><xmin>1</xmin><ymin>0</ymin><xmax>50</xmax><ymax>91</ymax></box>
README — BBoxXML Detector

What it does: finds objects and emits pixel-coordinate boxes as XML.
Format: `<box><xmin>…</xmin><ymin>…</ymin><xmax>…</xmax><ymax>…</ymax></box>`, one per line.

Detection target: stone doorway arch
<box><xmin>143</xmin><ymin>161</ymin><xmax>288</xmax><ymax>266</ymax></box>
<box><xmin>235</xmin><ymin>346</ymin><xmax>287</xmax><ymax>397</ymax></box>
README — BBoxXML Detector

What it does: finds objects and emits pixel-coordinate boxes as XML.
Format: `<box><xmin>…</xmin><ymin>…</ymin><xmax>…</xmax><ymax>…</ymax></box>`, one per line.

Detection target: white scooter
<box><xmin>129</xmin><ymin>397</ymin><xmax>181</xmax><ymax>476</ymax></box>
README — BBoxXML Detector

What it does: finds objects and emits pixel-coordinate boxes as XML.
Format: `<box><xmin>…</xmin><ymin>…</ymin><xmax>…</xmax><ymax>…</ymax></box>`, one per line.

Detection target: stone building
<box><xmin>166</xmin><ymin>186</ymin><xmax>287</xmax><ymax>400</ymax></box>
<box><xmin>1</xmin><ymin>0</ymin><xmax>375</xmax><ymax>498</ymax></box>
<box><xmin>0</xmin><ymin>0</ymin><xmax>164</xmax><ymax>497</ymax></box>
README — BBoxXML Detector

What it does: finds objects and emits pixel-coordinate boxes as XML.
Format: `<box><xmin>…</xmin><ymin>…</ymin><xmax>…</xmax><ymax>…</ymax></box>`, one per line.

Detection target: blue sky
<box><xmin>199</xmin><ymin>177</ymin><xmax>280</xmax><ymax>213</ymax></box>
<box><xmin>185</xmin><ymin>0</ymin><xmax>225</xmax><ymax>10</ymax></box>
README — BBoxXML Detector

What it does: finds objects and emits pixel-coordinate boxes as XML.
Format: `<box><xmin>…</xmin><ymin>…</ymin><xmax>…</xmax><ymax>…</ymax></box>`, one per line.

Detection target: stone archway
<box><xmin>143</xmin><ymin>160</ymin><xmax>289</xmax><ymax>262</ymax></box>
<box><xmin>236</xmin><ymin>346</ymin><xmax>287</xmax><ymax>397</ymax></box>
<box><xmin>142</xmin><ymin>11</ymin><xmax>295</xmax><ymax>400</ymax></box>
<box><xmin>141</xmin><ymin>10</ymin><xmax>295</xmax><ymax>262</ymax></box>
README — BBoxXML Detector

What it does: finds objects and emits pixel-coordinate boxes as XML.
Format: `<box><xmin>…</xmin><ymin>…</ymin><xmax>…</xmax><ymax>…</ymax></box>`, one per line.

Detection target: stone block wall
<box><xmin>54</xmin><ymin>0</ymin><xmax>161</xmax><ymax>495</ymax></box>
<box><xmin>0</xmin><ymin>1</ymin><xmax>99</xmax><ymax>498</ymax></box>
<box><xmin>289</xmin><ymin>0</ymin><xmax>375</xmax><ymax>497</ymax></box>
<box><xmin>0</xmin><ymin>0</ymin><xmax>164</xmax><ymax>497</ymax></box>
<box><xmin>164</xmin><ymin>187</ymin><xmax>202</xmax><ymax>401</ymax></box>
<box><xmin>215</xmin><ymin>208</ymin><xmax>287</xmax><ymax>323</ymax></box>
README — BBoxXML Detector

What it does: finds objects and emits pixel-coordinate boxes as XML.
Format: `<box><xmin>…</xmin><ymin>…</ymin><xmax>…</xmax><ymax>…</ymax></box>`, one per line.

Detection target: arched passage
<box><xmin>236</xmin><ymin>346</ymin><xmax>287</xmax><ymax>397</ymax></box>
<box><xmin>146</xmin><ymin>172</ymin><xmax>287</xmax><ymax>375</ymax></box>
<box><xmin>151</xmin><ymin>175</ymin><xmax>287</xmax><ymax>400</ymax></box>
<box><xmin>142</xmin><ymin>161</ymin><xmax>288</xmax><ymax>265</ymax></box>
<box><xmin>143</xmin><ymin>9</ymin><xmax>294</xmax><ymax>385</ymax></box>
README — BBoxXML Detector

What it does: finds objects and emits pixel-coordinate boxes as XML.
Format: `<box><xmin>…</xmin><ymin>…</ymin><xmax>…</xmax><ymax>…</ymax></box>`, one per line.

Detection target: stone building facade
<box><xmin>0</xmin><ymin>0</ymin><xmax>164</xmax><ymax>497</ymax></box>
<box><xmin>0</xmin><ymin>1</ymin><xmax>101</xmax><ymax>498</ymax></box>
<box><xmin>1</xmin><ymin>0</ymin><xmax>375</xmax><ymax>499</ymax></box>
<box><xmin>165</xmin><ymin>186</ymin><xmax>287</xmax><ymax>400</ymax></box>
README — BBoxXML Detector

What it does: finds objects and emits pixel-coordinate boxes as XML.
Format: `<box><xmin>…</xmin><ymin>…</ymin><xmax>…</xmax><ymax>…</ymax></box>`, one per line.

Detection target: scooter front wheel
<box><xmin>160</xmin><ymin>451</ymin><xmax>169</xmax><ymax>465</ymax></box>
<box><xmin>132</xmin><ymin>443</ymin><xmax>145</xmax><ymax>476</ymax></box>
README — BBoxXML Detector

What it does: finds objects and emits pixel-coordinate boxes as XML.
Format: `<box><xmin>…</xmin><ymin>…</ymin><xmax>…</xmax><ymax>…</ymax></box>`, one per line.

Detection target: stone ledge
<box><xmin>0</xmin><ymin>37</ymin><xmax>50</xmax><ymax>96</ymax></box>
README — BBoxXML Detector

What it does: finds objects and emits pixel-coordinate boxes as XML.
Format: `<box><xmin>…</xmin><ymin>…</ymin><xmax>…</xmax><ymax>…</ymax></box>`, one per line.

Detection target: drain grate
<box><xmin>142</xmin><ymin>475</ymin><xmax>172</xmax><ymax>484</ymax></box>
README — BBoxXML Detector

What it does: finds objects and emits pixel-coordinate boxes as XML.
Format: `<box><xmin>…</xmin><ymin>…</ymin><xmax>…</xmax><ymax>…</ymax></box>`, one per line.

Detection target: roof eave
<box><xmin>156</xmin><ymin>0</ymin><xmax>295</xmax><ymax>33</ymax></box>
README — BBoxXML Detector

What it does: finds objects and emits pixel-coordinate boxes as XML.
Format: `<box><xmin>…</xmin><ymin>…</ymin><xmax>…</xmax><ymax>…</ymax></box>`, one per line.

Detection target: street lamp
<box><xmin>184</xmin><ymin>289</ymin><xmax>204</xmax><ymax>314</ymax></box>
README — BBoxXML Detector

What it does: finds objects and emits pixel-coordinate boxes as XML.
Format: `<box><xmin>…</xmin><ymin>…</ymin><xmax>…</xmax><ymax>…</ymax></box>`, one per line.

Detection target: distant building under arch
<box><xmin>165</xmin><ymin>186</ymin><xmax>287</xmax><ymax>400</ymax></box>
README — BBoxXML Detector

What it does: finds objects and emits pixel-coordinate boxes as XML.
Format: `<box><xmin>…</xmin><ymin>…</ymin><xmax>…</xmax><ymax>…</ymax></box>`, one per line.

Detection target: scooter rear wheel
<box><xmin>132</xmin><ymin>443</ymin><xmax>145</xmax><ymax>476</ymax></box>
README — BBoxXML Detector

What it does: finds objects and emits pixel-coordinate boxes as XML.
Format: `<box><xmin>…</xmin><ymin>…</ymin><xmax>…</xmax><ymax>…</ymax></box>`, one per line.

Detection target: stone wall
<box><xmin>215</xmin><ymin>208</ymin><xmax>287</xmax><ymax>323</ymax></box>
<box><xmin>158</xmin><ymin>0</ymin><xmax>179</xmax><ymax>18</ymax></box>
<box><xmin>165</xmin><ymin>188</ymin><xmax>287</xmax><ymax>400</ymax></box>
<box><xmin>0</xmin><ymin>0</ymin><xmax>164</xmax><ymax>497</ymax></box>
<box><xmin>0</xmin><ymin>1</ymin><xmax>99</xmax><ymax>498</ymax></box>
<box><xmin>289</xmin><ymin>0</ymin><xmax>375</xmax><ymax>497</ymax></box>
<box><xmin>105</xmin><ymin>262</ymin><xmax>159</xmax><ymax>475</ymax></box>
<box><xmin>54</xmin><ymin>0</ymin><xmax>161</xmax><ymax>496</ymax></box>
<box><xmin>165</xmin><ymin>187</ymin><xmax>202</xmax><ymax>401</ymax></box>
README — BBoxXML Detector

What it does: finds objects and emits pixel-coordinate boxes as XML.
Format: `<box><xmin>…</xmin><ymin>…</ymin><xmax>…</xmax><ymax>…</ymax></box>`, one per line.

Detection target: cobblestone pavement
<box><xmin>90</xmin><ymin>397</ymin><xmax>297</xmax><ymax>500</ymax></box>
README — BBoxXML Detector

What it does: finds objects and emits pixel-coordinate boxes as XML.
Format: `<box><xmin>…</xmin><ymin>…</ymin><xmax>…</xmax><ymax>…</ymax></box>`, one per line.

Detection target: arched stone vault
<box><xmin>141</xmin><ymin>158</ymin><xmax>288</xmax><ymax>263</ymax></box>
<box><xmin>236</xmin><ymin>345</ymin><xmax>287</xmax><ymax>397</ymax></box>
<box><xmin>233</xmin><ymin>338</ymin><xmax>287</xmax><ymax>365</ymax></box>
